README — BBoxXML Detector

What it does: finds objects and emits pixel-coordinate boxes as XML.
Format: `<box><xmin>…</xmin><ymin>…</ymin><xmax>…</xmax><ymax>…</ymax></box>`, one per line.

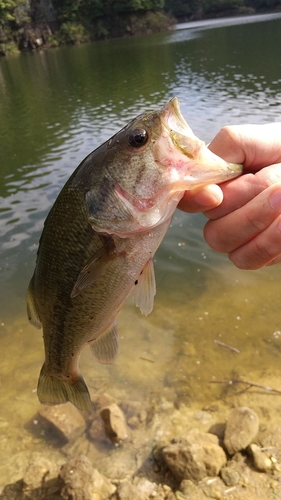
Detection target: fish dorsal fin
<box><xmin>90</xmin><ymin>323</ymin><xmax>118</xmax><ymax>364</ymax></box>
<box><xmin>71</xmin><ymin>239</ymin><xmax>116</xmax><ymax>298</ymax></box>
<box><xmin>26</xmin><ymin>279</ymin><xmax>42</xmax><ymax>329</ymax></box>
<box><xmin>133</xmin><ymin>258</ymin><xmax>156</xmax><ymax>316</ymax></box>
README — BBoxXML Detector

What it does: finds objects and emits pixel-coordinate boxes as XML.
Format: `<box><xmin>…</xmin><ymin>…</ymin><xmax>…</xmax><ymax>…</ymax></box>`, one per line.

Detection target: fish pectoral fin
<box><xmin>71</xmin><ymin>238</ymin><xmax>116</xmax><ymax>298</ymax></box>
<box><xmin>26</xmin><ymin>279</ymin><xmax>42</xmax><ymax>329</ymax></box>
<box><xmin>133</xmin><ymin>258</ymin><xmax>156</xmax><ymax>316</ymax></box>
<box><xmin>90</xmin><ymin>322</ymin><xmax>118</xmax><ymax>364</ymax></box>
<box><xmin>37</xmin><ymin>363</ymin><xmax>92</xmax><ymax>412</ymax></box>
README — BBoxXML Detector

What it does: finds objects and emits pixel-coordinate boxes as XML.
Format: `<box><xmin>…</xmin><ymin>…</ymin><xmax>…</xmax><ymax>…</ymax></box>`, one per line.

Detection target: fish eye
<box><xmin>128</xmin><ymin>128</ymin><xmax>148</xmax><ymax>148</ymax></box>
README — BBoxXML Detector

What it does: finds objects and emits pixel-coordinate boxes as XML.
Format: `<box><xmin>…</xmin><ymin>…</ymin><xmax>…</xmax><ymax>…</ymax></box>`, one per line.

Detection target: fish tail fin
<box><xmin>37</xmin><ymin>364</ymin><xmax>92</xmax><ymax>413</ymax></box>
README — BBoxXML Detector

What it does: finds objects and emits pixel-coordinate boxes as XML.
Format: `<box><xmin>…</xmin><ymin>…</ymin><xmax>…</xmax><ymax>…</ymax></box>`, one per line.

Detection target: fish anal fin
<box><xmin>90</xmin><ymin>323</ymin><xmax>118</xmax><ymax>364</ymax></box>
<box><xmin>26</xmin><ymin>279</ymin><xmax>42</xmax><ymax>329</ymax></box>
<box><xmin>37</xmin><ymin>364</ymin><xmax>92</xmax><ymax>413</ymax></box>
<box><xmin>133</xmin><ymin>258</ymin><xmax>156</xmax><ymax>316</ymax></box>
<box><xmin>71</xmin><ymin>238</ymin><xmax>116</xmax><ymax>298</ymax></box>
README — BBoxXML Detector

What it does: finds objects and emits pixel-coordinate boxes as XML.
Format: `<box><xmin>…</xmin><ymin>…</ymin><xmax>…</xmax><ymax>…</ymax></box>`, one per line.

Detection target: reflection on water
<box><xmin>1</xmin><ymin>13</ymin><xmax>281</xmax><ymax>490</ymax></box>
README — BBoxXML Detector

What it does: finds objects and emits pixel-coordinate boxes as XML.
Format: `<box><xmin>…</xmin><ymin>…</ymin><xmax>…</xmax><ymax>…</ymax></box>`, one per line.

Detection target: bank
<box><xmin>1</xmin><ymin>0</ymin><xmax>281</xmax><ymax>56</ymax></box>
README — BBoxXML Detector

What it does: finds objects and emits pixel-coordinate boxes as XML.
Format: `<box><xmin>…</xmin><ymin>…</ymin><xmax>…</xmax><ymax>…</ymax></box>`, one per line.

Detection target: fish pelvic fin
<box><xmin>133</xmin><ymin>258</ymin><xmax>156</xmax><ymax>316</ymax></box>
<box><xmin>37</xmin><ymin>364</ymin><xmax>92</xmax><ymax>413</ymax></box>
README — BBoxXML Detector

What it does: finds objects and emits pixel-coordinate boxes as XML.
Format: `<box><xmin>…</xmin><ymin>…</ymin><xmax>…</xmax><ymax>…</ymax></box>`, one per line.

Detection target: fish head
<box><xmin>82</xmin><ymin>98</ymin><xmax>243</xmax><ymax>236</ymax></box>
<box><xmin>158</xmin><ymin>97</ymin><xmax>242</xmax><ymax>188</ymax></box>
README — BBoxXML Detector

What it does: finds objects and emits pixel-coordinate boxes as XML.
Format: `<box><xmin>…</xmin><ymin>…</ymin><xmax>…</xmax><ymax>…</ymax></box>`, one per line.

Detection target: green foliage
<box><xmin>129</xmin><ymin>10</ymin><xmax>172</xmax><ymax>33</ymax></box>
<box><xmin>57</xmin><ymin>22</ymin><xmax>90</xmax><ymax>44</ymax></box>
<box><xmin>115</xmin><ymin>0</ymin><xmax>165</xmax><ymax>12</ymax></box>
<box><xmin>53</xmin><ymin>0</ymin><xmax>165</xmax><ymax>24</ymax></box>
<box><xmin>0</xmin><ymin>0</ymin><xmax>17</xmax><ymax>23</ymax></box>
<box><xmin>0</xmin><ymin>39</ymin><xmax>18</xmax><ymax>54</ymax></box>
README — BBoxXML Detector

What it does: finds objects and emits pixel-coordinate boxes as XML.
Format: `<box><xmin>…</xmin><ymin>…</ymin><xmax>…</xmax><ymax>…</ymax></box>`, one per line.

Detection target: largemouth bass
<box><xmin>27</xmin><ymin>98</ymin><xmax>242</xmax><ymax>412</ymax></box>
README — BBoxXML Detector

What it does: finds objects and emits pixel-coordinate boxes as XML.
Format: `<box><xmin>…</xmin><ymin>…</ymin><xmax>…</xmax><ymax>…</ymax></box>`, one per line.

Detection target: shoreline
<box><xmin>1</xmin><ymin>9</ymin><xmax>281</xmax><ymax>57</ymax></box>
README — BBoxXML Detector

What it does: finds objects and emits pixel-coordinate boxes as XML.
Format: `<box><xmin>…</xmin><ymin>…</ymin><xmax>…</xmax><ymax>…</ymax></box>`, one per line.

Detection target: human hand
<box><xmin>178</xmin><ymin>123</ymin><xmax>281</xmax><ymax>269</ymax></box>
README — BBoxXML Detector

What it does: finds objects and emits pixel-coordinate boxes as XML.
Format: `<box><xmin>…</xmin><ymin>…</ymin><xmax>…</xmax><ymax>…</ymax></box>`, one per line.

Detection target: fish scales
<box><xmin>27</xmin><ymin>98</ymin><xmax>243</xmax><ymax>412</ymax></box>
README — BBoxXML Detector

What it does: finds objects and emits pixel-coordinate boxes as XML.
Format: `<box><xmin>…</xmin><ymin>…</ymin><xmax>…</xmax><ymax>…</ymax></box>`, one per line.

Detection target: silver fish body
<box><xmin>27</xmin><ymin>98</ymin><xmax>242</xmax><ymax>411</ymax></box>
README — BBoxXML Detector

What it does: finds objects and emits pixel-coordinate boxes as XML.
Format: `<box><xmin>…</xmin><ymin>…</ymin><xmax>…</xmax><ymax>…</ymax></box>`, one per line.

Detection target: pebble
<box><xmin>220</xmin><ymin>466</ymin><xmax>240</xmax><ymax>486</ymax></box>
<box><xmin>223</xmin><ymin>407</ymin><xmax>259</xmax><ymax>455</ymax></box>
<box><xmin>248</xmin><ymin>443</ymin><xmax>272</xmax><ymax>472</ymax></box>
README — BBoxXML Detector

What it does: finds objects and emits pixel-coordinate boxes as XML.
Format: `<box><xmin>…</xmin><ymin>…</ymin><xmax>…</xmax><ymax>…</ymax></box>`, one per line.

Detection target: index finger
<box><xmin>204</xmin><ymin>163</ymin><xmax>281</xmax><ymax>220</ymax></box>
<box><xmin>208</xmin><ymin>124</ymin><xmax>281</xmax><ymax>170</ymax></box>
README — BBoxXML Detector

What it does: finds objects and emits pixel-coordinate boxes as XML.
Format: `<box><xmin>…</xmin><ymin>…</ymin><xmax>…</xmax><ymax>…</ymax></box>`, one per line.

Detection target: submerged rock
<box><xmin>59</xmin><ymin>455</ymin><xmax>116</xmax><ymax>500</ymax></box>
<box><xmin>117</xmin><ymin>480</ymin><xmax>148</xmax><ymax>500</ymax></box>
<box><xmin>223</xmin><ymin>407</ymin><xmax>259</xmax><ymax>455</ymax></box>
<box><xmin>160</xmin><ymin>429</ymin><xmax>226</xmax><ymax>482</ymax></box>
<box><xmin>37</xmin><ymin>402</ymin><xmax>86</xmax><ymax>443</ymax></box>
<box><xmin>100</xmin><ymin>403</ymin><xmax>128</xmax><ymax>444</ymax></box>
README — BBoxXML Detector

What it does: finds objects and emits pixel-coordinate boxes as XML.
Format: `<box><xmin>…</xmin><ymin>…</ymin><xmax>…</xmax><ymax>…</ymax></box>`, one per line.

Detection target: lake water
<box><xmin>1</xmin><ymin>12</ymin><xmax>281</xmax><ymax>489</ymax></box>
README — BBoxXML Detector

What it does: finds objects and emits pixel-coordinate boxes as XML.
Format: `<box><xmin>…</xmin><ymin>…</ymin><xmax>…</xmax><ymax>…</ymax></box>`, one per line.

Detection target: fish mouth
<box><xmin>160</xmin><ymin>97</ymin><xmax>243</xmax><ymax>188</ymax></box>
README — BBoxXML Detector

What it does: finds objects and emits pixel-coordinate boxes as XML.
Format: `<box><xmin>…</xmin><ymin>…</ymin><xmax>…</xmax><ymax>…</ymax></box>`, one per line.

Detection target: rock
<box><xmin>92</xmin><ymin>393</ymin><xmax>117</xmax><ymax>412</ymax></box>
<box><xmin>179</xmin><ymin>479</ymin><xmax>205</xmax><ymax>498</ymax></box>
<box><xmin>87</xmin><ymin>416</ymin><xmax>109</xmax><ymax>445</ymax></box>
<box><xmin>37</xmin><ymin>402</ymin><xmax>86</xmax><ymax>442</ymax></box>
<box><xmin>161</xmin><ymin>430</ymin><xmax>226</xmax><ymax>483</ymax></box>
<box><xmin>59</xmin><ymin>455</ymin><xmax>116</xmax><ymax>500</ymax></box>
<box><xmin>248</xmin><ymin>443</ymin><xmax>272</xmax><ymax>472</ymax></box>
<box><xmin>22</xmin><ymin>456</ymin><xmax>60</xmax><ymax>493</ymax></box>
<box><xmin>121</xmin><ymin>400</ymin><xmax>142</xmax><ymax>418</ymax></box>
<box><xmin>220</xmin><ymin>466</ymin><xmax>240</xmax><ymax>486</ymax></box>
<box><xmin>153</xmin><ymin>439</ymin><xmax>171</xmax><ymax>468</ymax></box>
<box><xmin>100</xmin><ymin>403</ymin><xmax>128</xmax><ymax>444</ymax></box>
<box><xmin>121</xmin><ymin>400</ymin><xmax>147</xmax><ymax>429</ymax></box>
<box><xmin>127</xmin><ymin>415</ymin><xmax>142</xmax><ymax>428</ymax></box>
<box><xmin>0</xmin><ymin>452</ymin><xmax>63</xmax><ymax>500</ymax></box>
<box><xmin>117</xmin><ymin>480</ymin><xmax>148</xmax><ymax>500</ymax></box>
<box><xmin>133</xmin><ymin>477</ymin><xmax>158</xmax><ymax>496</ymax></box>
<box><xmin>224</xmin><ymin>407</ymin><xmax>259</xmax><ymax>455</ymax></box>
<box><xmin>201</xmin><ymin>476</ymin><xmax>225</xmax><ymax>498</ymax></box>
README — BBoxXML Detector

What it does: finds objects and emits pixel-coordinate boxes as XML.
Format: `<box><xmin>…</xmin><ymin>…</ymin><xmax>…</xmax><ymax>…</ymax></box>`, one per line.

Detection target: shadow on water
<box><xmin>1</xmin><ymin>13</ymin><xmax>281</xmax><ymax>492</ymax></box>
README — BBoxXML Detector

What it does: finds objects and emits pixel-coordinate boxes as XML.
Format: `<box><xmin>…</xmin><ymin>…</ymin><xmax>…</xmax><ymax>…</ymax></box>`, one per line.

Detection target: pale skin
<box><xmin>178</xmin><ymin>123</ymin><xmax>281</xmax><ymax>270</ymax></box>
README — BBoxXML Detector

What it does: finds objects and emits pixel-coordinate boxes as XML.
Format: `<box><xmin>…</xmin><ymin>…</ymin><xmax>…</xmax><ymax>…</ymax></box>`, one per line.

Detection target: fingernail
<box><xmin>269</xmin><ymin>190</ymin><xmax>281</xmax><ymax>211</ymax></box>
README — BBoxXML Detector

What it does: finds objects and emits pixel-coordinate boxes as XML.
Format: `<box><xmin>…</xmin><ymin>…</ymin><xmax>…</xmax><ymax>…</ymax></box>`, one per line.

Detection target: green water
<box><xmin>1</xmin><ymin>12</ymin><xmax>281</xmax><ymax>487</ymax></box>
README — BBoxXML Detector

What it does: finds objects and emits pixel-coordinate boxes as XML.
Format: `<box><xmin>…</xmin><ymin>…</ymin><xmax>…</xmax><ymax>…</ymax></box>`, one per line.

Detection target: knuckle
<box><xmin>203</xmin><ymin>221</ymin><xmax>224</xmax><ymax>252</ymax></box>
<box><xmin>244</xmin><ymin>210</ymin><xmax>267</xmax><ymax>233</ymax></box>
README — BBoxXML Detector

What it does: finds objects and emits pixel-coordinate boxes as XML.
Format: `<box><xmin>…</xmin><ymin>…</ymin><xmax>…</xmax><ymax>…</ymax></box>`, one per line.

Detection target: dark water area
<box><xmin>0</xmin><ymin>13</ymin><xmax>281</xmax><ymax>492</ymax></box>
